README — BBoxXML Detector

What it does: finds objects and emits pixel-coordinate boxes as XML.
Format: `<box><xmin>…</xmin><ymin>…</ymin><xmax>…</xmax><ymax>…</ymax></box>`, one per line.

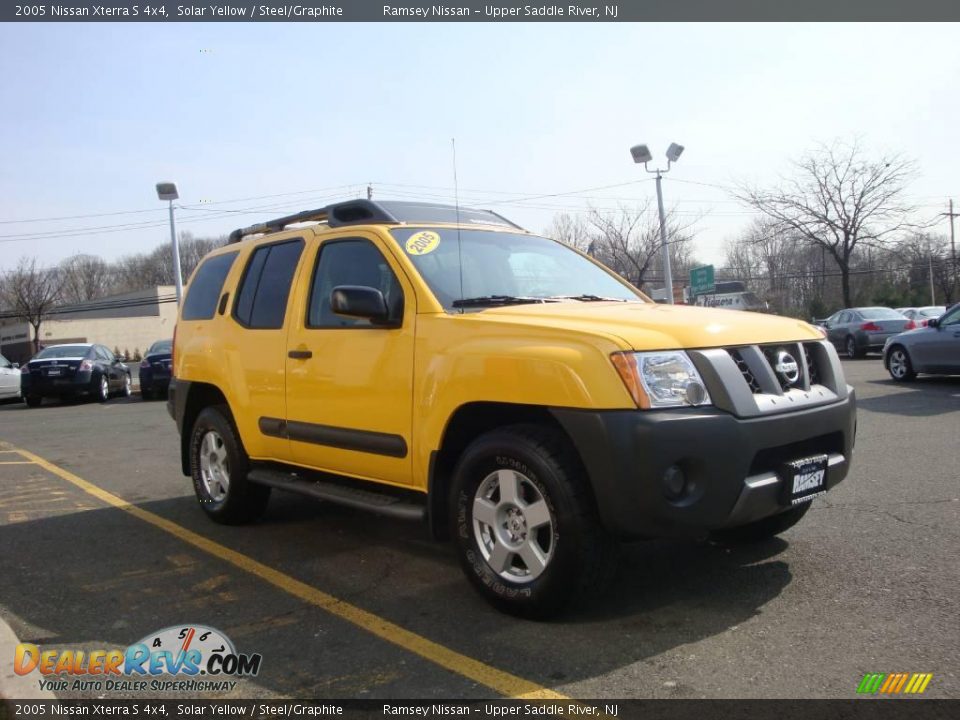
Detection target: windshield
<box><xmin>919</xmin><ymin>307</ymin><xmax>945</xmax><ymax>317</ymax></box>
<box><xmin>36</xmin><ymin>345</ymin><xmax>89</xmax><ymax>359</ymax></box>
<box><xmin>858</xmin><ymin>307</ymin><xmax>905</xmax><ymax>320</ymax></box>
<box><xmin>148</xmin><ymin>340</ymin><xmax>173</xmax><ymax>354</ymax></box>
<box><xmin>389</xmin><ymin>228</ymin><xmax>643</xmax><ymax>310</ymax></box>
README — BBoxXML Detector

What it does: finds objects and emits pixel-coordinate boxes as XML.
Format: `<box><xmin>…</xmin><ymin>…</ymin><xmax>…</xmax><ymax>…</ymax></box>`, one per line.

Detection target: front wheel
<box><xmin>122</xmin><ymin>374</ymin><xmax>132</xmax><ymax>397</ymax></box>
<box><xmin>450</xmin><ymin>425</ymin><xmax>618</xmax><ymax>619</ymax></box>
<box><xmin>190</xmin><ymin>405</ymin><xmax>270</xmax><ymax>525</ymax></box>
<box><xmin>887</xmin><ymin>346</ymin><xmax>917</xmax><ymax>382</ymax></box>
<box><xmin>712</xmin><ymin>503</ymin><xmax>812</xmax><ymax>544</ymax></box>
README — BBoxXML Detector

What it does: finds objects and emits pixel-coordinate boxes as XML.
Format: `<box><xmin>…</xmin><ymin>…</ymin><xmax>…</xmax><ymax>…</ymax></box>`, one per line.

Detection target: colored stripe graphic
<box><xmin>858</xmin><ymin>673</ymin><xmax>933</xmax><ymax>695</ymax></box>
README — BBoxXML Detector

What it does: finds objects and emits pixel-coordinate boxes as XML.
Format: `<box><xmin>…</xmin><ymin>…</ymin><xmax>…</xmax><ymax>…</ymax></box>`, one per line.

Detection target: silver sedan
<box><xmin>883</xmin><ymin>303</ymin><xmax>960</xmax><ymax>381</ymax></box>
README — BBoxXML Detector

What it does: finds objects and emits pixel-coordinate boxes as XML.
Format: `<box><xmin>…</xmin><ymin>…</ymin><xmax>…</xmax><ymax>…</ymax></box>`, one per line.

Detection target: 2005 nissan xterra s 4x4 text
<box><xmin>168</xmin><ymin>199</ymin><xmax>856</xmax><ymax>618</ymax></box>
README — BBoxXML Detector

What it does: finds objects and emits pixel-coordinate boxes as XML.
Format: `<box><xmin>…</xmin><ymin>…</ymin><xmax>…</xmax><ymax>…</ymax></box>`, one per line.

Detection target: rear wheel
<box><xmin>25</xmin><ymin>395</ymin><xmax>41</xmax><ymax>408</ymax></box>
<box><xmin>96</xmin><ymin>375</ymin><xmax>109</xmax><ymax>403</ymax></box>
<box><xmin>122</xmin><ymin>374</ymin><xmax>132</xmax><ymax>397</ymax></box>
<box><xmin>450</xmin><ymin>424</ymin><xmax>618</xmax><ymax>619</ymax></box>
<box><xmin>712</xmin><ymin>503</ymin><xmax>812</xmax><ymax>544</ymax></box>
<box><xmin>845</xmin><ymin>336</ymin><xmax>863</xmax><ymax>360</ymax></box>
<box><xmin>190</xmin><ymin>405</ymin><xmax>270</xmax><ymax>524</ymax></box>
<box><xmin>887</xmin><ymin>346</ymin><xmax>916</xmax><ymax>382</ymax></box>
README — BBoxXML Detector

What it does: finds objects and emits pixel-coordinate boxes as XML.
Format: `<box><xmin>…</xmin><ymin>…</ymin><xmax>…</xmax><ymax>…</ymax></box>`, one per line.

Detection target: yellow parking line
<box><xmin>8</xmin><ymin>443</ymin><xmax>566</xmax><ymax>700</ymax></box>
<box><xmin>0</xmin><ymin>461</ymin><xmax>36</xmax><ymax>465</ymax></box>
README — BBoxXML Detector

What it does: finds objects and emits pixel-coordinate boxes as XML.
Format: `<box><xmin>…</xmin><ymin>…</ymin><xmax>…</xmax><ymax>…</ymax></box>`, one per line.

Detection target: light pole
<box><xmin>156</xmin><ymin>181</ymin><xmax>183</xmax><ymax>304</ymax></box>
<box><xmin>630</xmin><ymin>142</ymin><xmax>685</xmax><ymax>304</ymax></box>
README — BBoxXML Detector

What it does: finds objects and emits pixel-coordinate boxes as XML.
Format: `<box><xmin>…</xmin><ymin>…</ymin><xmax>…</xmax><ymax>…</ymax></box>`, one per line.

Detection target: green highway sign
<box><xmin>690</xmin><ymin>265</ymin><xmax>715</xmax><ymax>295</ymax></box>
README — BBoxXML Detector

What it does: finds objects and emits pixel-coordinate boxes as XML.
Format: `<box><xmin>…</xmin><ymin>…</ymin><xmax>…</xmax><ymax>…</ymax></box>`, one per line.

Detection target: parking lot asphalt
<box><xmin>0</xmin><ymin>359</ymin><xmax>957</xmax><ymax>700</ymax></box>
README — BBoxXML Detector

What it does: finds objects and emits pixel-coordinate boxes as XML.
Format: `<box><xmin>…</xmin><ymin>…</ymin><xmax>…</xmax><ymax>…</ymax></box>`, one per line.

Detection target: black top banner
<box><xmin>3</xmin><ymin>0</ymin><xmax>960</xmax><ymax>22</ymax></box>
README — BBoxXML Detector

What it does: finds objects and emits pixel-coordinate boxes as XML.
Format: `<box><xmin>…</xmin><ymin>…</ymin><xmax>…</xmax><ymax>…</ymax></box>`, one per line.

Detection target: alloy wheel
<box><xmin>199</xmin><ymin>430</ymin><xmax>230</xmax><ymax>502</ymax></box>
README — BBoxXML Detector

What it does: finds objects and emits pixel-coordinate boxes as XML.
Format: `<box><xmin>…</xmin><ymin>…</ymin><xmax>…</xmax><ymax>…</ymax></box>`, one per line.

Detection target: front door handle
<box><xmin>288</xmin><ymin>349</ymin><xmax>313</xmax><ymax>360</ymax></box>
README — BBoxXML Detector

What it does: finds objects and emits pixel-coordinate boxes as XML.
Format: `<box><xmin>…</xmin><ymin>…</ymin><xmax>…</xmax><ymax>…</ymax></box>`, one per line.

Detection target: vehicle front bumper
<box><xmin>551</xmin><ymin>392</ymin><xmax>856</xmax><ymax>539</ymax></box>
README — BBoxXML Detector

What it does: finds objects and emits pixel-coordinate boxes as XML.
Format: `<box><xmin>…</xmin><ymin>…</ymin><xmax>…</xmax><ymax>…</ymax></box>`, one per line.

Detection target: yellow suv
<box><xmin>169</xmin><ymin>199</ymin><xmax>856</xmax><ymax>618</ymax></box>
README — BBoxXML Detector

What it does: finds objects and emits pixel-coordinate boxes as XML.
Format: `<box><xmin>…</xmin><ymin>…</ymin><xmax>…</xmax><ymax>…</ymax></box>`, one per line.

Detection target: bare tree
<box><xmin>59</xmin><ymin>254</ymin><xmax>113</xmax><ymax>304</ymax></box>
<box><xmin>544</xmin><ymin>213</ymin><xmax>594</xmax><ymax>252</ymax></box>
<box><xmin>0</xmin><ymin>257</ymin><xmax>64</xmax><ymax>354</ymax></box>
<box><xmin>585</xmin><ymin>201</ymin><xmax>695</xmax><ymax>293</ymax></box>
<box><xmin>736</xmin><ymin>139</ymin><xmax>921</xmax><ymax>307</ymax></box>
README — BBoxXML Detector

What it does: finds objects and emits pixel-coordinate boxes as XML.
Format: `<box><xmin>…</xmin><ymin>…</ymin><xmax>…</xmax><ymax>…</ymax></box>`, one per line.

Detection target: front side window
<box><xmin>233</xmin><ymin>239</ymin><xmax>304</xmax><ymax>329</ymax></box>
<box><xmin>307</xmin><ymin>239</ymin><xmax>404</xmax><ymax>328</ymax></box>
<box><xmin>939</xmin><ymin>305</ymin><xmax>960</xmax><ymax>327</ymax></box>
<box><xmin>389</xmin><ymin>228</ymin><xmax>643</xmax><ymax>310</ymax></box>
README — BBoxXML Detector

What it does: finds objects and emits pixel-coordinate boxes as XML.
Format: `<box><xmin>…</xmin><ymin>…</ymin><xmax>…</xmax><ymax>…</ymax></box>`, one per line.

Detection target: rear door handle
<box><xmin>288</xmin><ymin>349</ymin><xmax>312</xmax><ymax>360</ymax></box>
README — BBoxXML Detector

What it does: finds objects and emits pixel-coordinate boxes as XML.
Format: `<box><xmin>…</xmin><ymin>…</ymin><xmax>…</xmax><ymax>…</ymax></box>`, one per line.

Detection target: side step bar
<box><xmin>247</xmin><ymin>468</ymin><xmax>426</xmax><ymax>522</ymax></box>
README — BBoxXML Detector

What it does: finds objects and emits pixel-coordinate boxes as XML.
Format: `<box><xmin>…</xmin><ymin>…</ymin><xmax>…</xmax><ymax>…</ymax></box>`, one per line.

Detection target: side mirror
<box><xmin>927</xmin><ymin>318</ymin><xmax>940</xmax><ymax>329</ymax></box>
<box><xmin>330</xmin><ymin>285</ymin><xmax>391</xmax><ymax>325</ymax></box>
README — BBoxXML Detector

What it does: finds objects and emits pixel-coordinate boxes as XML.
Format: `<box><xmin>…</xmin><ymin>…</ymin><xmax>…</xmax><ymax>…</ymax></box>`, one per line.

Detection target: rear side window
<box><xmin>233</xmin><ymin>239</ymin><xmax>304</xmax><ymax>329</ymax></box>
<box><xmin>182</xmin><ymin>252</ymin><xmax>238</xmax><ymax>321</ymax></box>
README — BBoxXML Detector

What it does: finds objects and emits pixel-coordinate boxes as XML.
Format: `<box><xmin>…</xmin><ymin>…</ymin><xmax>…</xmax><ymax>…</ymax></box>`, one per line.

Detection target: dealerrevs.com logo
<box><xmin>14</xmin><ymin>624</ymin><xmax>262</xmax><ymax>693</ymax></box>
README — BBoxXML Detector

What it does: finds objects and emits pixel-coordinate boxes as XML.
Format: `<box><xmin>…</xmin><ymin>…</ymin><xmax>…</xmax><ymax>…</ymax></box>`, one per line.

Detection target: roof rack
<box><xmin>227</xmin><ymin>199</ymin><xmax>523</xmax><ymax>243</ymax></box>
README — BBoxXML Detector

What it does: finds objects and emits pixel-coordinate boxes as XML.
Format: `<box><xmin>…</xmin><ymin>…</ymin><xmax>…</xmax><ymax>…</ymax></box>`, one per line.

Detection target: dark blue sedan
<box><xmin>139</xmin><ymin>339</ymin><xmax>173</xmax><ymax>400</ymax></box>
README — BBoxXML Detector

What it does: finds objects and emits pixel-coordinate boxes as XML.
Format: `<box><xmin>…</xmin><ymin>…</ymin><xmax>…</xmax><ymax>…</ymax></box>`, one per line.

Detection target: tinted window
<box><xmin>0</xmin><ymin>354</ymin><xmax>10</xmax><ymax>368</ymax></box>
<box><xmin>858</xmin><ymin>307</ymin><xmax>904</xmax><ymax>320</ymax></box>
<box><xmin>234</xmin><ymin>239</ymin><xmax>304</xmax><ymax>329</ymax></box>
<box><xmin>182</xmin><ymin>252</ymin><xmax>238</xmax><ymax>321</ymax></box>
<box><xmin>148</xmin><ymin>340</ymin><xmax>173</xmax><ymax>354</ymax></box>
<box><xmin>36</xmin><ymin>345</ymin><xmax>91</xmax><ymax>359</ymax></box>
<box><xmin>308</xmin><ymin>239</ymin><xmax>403</xmax><ymax>328</ymax></box>
<box><xmin>95</xmin><ymin>346</ymin><xmax>113</xmax><ymax>362</ymax></box>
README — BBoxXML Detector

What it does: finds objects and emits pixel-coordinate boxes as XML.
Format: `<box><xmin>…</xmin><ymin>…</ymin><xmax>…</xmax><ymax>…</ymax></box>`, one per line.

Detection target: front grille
<box><xmin>761</xmin><ymin>346</ymin><xmax>794</xmax><ymax>392</ymax></box>
<box><xmin>729</xmin><ymin>349</ymin><xmax>761</xmax><ymax>393</ymax></box>
<box><xmin>803</xmin><ymin>342</ymin><xmax>820</xmax><ymax>385</ymax></box>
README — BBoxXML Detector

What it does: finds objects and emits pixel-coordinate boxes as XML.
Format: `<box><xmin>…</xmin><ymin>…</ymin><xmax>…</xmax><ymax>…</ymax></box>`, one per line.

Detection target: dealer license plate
<box><xmin>780</xmin><ymin>454</ymin><xmax>828</xmax><ymax>505</ymax></box>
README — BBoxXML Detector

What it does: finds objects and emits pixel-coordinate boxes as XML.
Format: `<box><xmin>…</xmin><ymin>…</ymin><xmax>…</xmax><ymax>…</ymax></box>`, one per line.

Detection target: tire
<box><xmin>122</xmin><ymin>373</ymin><xmax>132</xmax><ymax>397</ymax></box>
<box><xmin>189</xmin><ymin>405</ymin><xmax>270</xmax><ymax>525</ymax></box>
<box><xmin>25</xmin><ymin>395</ymin><xmax>41</xmax><ymax>408</ymax></box>
<box><xmin>845</xmin><ymin>336</ymin><xmax>863</xmax><ymax>360</ymax></box>
<box><xmin>95</xmin><ymin>374</ymin><xmax>110</xmax><ymax>403</ymax></box>
<box><xmin>449</xmin><ymin>424</ymin><xmax>618</xmax><ymax>619</ymax></box>
<box><xmin>712</xmin><ymin>503</ymin><xmax>812</xmax><ymax>544</ymax></box>
<box><xmin>887</xmin><ymin>345</ymin><xmax>917</xmax><ymax>382</ymax></box>
<box><xmin>140</xmin><ymin>386</ymin><xmax>152</xmax><ymax>400</ymax></box>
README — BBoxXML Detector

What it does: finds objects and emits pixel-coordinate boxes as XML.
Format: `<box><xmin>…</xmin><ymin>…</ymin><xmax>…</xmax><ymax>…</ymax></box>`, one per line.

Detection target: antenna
<box><xmin>452</xmin><ymin>138</ymin><xmax>464</xmax><ymax>309</ymax></box>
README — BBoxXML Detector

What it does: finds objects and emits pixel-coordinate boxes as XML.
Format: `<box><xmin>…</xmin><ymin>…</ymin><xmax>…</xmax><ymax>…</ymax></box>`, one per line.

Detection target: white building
<box><xmin>0</xmin><ymin>286</ymin><xmax>177</xmax><ymax>365</ymax></box>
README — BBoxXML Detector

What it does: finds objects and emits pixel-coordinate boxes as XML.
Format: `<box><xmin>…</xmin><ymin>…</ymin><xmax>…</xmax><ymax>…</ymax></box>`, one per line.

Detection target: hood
<box><xmin>469</xmin><ymin>302</ymin><xmax>823</xmax><ymax>350</ymax></box>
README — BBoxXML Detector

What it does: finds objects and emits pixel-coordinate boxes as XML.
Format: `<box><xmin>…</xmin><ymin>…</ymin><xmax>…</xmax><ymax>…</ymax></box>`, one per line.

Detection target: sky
<box><xmin>1</xmin><ymin>22</ymin><xmax>958</xmax><ymax>274</ymax></box>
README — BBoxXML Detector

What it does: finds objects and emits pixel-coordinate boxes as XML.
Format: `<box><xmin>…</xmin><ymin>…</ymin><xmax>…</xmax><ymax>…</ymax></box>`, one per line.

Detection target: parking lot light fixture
<box><xmin>631</xmin><ymin>143</ymin><xmax>685</xmax><ymax>304</ymax></box>
<box><xmin>156</xmin><ymin>181</ymin><xmax>183</xmax><ymax>304</ymax></box>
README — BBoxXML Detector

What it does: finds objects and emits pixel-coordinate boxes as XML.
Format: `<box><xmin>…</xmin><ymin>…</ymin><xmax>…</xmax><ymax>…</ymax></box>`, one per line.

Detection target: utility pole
<box><xmin>942</xmin><ymin>199</ymin><xmax>958</xmax><ymax>302</ymax></box>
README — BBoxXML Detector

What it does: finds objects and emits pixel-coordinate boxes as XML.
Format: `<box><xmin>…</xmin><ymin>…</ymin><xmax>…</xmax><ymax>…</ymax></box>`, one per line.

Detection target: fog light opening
<box><xmin>685</xmin><ymin>380</ymin><xmax>707</xmax><ymax>406</ymax></box>
<box><xmin>662</xmin><ymin>465</ymin><xmax>687</xmax><ymax>500</ymax></box>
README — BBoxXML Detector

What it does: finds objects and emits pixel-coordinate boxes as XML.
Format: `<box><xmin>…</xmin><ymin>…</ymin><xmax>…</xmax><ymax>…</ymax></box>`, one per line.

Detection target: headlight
<box><xmin>611</xmin><ymin>351</ymin><xmax>712</xmax><ymax>409</ymax></box>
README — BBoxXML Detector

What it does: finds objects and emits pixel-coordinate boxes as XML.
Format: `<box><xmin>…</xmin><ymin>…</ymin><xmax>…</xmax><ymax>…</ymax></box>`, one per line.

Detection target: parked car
<box><xmin>818</xmin><ymin>307</ymin><xmax>910</xmax><ymax>359</ymax></box>
<box><xmin>139</xmin><ymin>339</ymin><xmax>173</xmax><ymax>400</ymax></box>
<box><xmin>0</xmin><ymin>353</ymin><xmax>21</xmax><ymax>401</ymax></box>
<box><xmin>898</xmin><ymin>306</ymin><xmax>946</xmax><ymax>330</ymax></box>
<box><xmin>168</xmin><ymin>198</ymin><xmax>856</xmax><ymax>618</ymax></box>
<box><xmin>20</xmin><ymin>343</ymin><xmax>132</xmax><ymax>407</ymax></box>
<box><xmin>883</xmin><ymin>303</ymin><xmax>960</xmax><ymax>381</ymax></box>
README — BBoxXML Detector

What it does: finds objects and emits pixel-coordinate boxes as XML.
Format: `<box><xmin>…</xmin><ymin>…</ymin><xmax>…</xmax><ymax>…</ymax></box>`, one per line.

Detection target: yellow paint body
<box><xmin>174</xmin><ymin>223</ymin><xmax>824</xmax><ymax>492</ymax></box>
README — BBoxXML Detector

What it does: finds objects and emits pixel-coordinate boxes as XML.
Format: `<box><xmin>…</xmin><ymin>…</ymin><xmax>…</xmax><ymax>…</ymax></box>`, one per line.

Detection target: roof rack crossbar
<box><xmin>228</xmin><ymin>200</ymin><xmax>402</xmax><ymax>243</ymax></box>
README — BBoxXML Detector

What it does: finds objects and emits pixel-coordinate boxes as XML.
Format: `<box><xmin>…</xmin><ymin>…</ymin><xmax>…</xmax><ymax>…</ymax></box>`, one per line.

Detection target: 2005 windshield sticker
<box><xmin>14</xmin><ymin>624</ymin><xmax>262</xmax><ymax>694</ymax></box>
<box><xmin>405</xmin><ymin>231</ymin><xmax>441</xmax><ymax>256</ymax></box>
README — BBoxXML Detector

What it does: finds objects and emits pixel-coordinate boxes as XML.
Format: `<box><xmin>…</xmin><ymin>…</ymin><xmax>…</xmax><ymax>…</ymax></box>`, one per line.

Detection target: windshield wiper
<box><xmin>548</xmin><ymin>294</ymin><xmax>629</xmax><ymax>302</ymax></box>
<box><xmin>451</xmin><ymin>295</ymin><xmax>558</xmax><ymax>308</ymax></box>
